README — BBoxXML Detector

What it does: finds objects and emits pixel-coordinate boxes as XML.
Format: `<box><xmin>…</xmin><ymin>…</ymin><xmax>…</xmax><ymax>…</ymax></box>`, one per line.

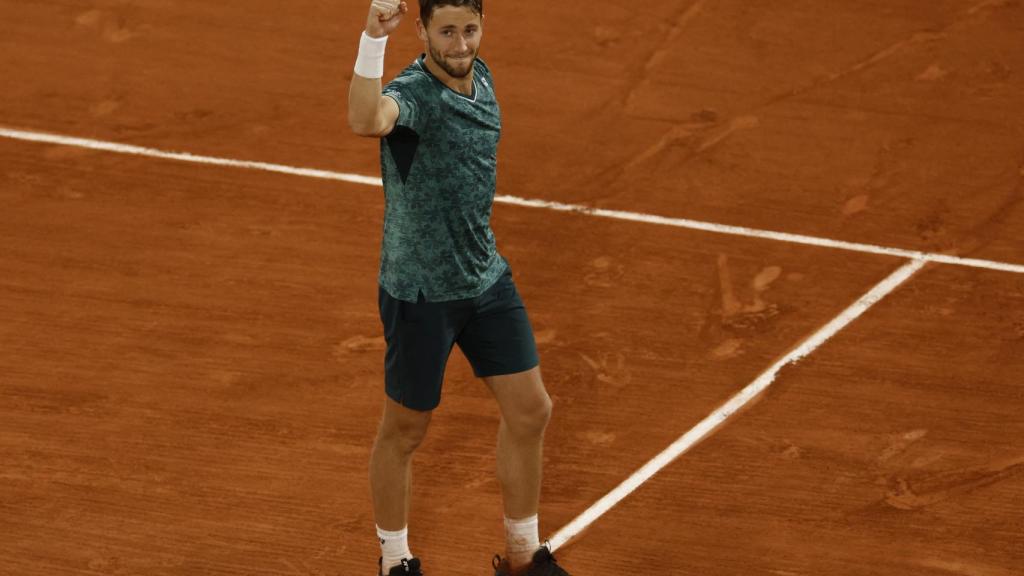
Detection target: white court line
<box><xmin>497</xmin><ymin>196</ymin><xmax>1024</xmax><ymax>275</ymax></box>
<box><xmin>547</xmin><ymin>257</ymin><xmax>928</xmax><ymax>552</ymax></box>
<box><xmin>2</xmin><ymin>126</ymin><xmax>1022</xmax><ymax>275</ymax></box>
<box><xmin>0</xmin><ymin>126</ymin><xmax>384</xmax><ymax>187</ymax></box>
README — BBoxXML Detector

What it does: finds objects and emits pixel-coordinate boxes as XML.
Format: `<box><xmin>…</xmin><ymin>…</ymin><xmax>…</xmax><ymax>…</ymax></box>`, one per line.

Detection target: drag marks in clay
<box><xmin>868</xmin><ymin>429</ymin><xmax>1024</xmax><ymax>511</ymax></box>
<box><xmin>704</xmin><ymin>255</ymin><xmax>788</xmax><ymax>360</ymax></box>
<box><xmin>75</xmin><ymin>7</ymin><xmax>145</xmax><ymax>44</ymax></box>
<box><xmin>717</xmin><ymin>254</ymin><xmax>782</xmax><ymax>333</ymax></box>
<box><xmin>884</xmin><ymin>457</ymin><xmax>1024</xmax><ymax>511</ymax></box>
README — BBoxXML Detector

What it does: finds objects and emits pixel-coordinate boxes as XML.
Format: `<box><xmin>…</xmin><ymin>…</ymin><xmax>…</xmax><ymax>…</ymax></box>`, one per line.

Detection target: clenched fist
<box><xmin>366</xmin><ymin>0</ymin><xmax>408</xmax><ymax>38</ymax></box>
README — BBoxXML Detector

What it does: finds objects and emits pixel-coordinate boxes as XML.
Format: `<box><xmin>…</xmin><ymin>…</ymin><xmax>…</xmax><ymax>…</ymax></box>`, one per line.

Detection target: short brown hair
<box><xmin>419</xmin><ymin>0</ymin><xmax>483</xmax><ymax>26</ymax></box>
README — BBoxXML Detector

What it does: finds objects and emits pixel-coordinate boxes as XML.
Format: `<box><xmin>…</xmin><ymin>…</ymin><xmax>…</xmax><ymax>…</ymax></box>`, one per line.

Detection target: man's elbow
<box><xmin>348</xmin><ymin>115</ymin><xmax>377</xmax><ymax>137</ymax></box>
<box><xmin>349</xmin><ymin>108</ymin><xmax>394</xmax><ymax>137</ymax></box>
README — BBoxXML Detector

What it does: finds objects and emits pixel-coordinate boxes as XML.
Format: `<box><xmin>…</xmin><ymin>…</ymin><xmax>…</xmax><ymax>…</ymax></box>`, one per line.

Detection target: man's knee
<box><xmin>504</xmin><ymin>392</ymin><xmax>552</xmax><ymax>438</ymax></box>
<box><xmin>377</xmin><ymin>399</ymin><xmax>433</xmax><ymax>453</ymax></box>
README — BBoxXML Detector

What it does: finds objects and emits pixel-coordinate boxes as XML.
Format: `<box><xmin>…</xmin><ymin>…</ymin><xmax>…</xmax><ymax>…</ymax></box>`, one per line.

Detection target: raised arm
<box><xmin>348</xmin><ymin>0</ymin><xmax>408</xmax><ymax>137</ymax></box>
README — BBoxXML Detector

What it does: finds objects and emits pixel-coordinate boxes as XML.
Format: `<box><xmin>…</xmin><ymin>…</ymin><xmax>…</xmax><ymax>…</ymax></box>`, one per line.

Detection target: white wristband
<box><xmin>354</xmin><ymin>31</ymin><xmax>388</xmax><ymax>79</ymax></box>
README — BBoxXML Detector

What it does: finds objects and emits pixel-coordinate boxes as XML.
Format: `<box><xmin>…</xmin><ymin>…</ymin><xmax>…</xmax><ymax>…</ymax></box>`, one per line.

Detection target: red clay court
<box><xmin>1</xmin><ymin>1</ymin><xmax>1022</xmax><ymax>575</ymax></box>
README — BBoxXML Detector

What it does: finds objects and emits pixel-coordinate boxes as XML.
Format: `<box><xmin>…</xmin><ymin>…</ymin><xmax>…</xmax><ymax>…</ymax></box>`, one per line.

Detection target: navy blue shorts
<box><xmin>378</xmin><ymin>267</ymin><xmax>540</xmax><ymax>412</ymax></box>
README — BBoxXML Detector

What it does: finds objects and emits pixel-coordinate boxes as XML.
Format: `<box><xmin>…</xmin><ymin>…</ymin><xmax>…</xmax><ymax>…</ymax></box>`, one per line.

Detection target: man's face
<box><xmin>418</xmin><ymin>6</ymin><xmax>483</xmax><ymax>79</ymax></box>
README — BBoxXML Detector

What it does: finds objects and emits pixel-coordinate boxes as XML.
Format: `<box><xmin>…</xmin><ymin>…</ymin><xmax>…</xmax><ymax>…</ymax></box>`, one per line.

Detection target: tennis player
<box><xmin>347</xmin><ymin>1</ymin><xmax>573</xmax><ymax>575</ymax></box>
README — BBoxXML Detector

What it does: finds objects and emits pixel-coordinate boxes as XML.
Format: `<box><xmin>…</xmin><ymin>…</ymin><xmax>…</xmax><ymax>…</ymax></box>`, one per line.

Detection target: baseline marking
<box><xmin>497</xmin><ymin>197</ymin><xmax>1024</xmax><ymax>275</ymax></box>
<box><xmin>0</xmin><ymin>126</ymin><xmax>383</xmax><ymax>187</ymax></box>
<box><xmin>2</xmin><ymin>126</ymin><xmax>1022</xmax><ymax>275</ymax></box>
<box><xmin>547</xmin><ymin>257</ymin><xmax>928</xmax><ymax>552</ymax></box>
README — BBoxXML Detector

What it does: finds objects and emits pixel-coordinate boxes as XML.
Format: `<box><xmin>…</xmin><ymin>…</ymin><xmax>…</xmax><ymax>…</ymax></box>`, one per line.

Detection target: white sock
<box><xmin>504</xmin><ymin>514</ymin><xmax>540</xmax><ymax>568</ymax></box>
<box><xmin>377</xmin><ymin>525</ymin><xmax>412</xmax><ymax>573</ymax></box>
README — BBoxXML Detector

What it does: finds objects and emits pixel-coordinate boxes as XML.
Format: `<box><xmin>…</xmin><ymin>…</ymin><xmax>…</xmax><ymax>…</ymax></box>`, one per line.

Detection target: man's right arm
<box><xmin>349</xmin><ymin>72</ymin><xmax>400</xmax><ymax>137</ymax></box>
<box><xmin>348</xmin><ymin>0</ymin><xmax>408</xmax><ymax>138</ymax></box>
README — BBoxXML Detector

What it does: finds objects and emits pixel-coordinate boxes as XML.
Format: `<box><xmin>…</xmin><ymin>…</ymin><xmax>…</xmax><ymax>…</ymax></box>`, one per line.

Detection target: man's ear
<box><xmin>416</xmin><ymin>18</ymin><xmax>427</xmax><ymax>41</ymax></box>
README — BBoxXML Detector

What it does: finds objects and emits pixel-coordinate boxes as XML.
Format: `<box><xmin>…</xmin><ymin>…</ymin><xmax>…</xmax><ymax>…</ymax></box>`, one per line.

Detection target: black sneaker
<box><xmin>379</xmin><ymin>557</ymin><xmax>424</xmax><ymax>576</ymax></box>
<box><xmin>492</xmin><ymin>542</ymin><xmax>571</xmax><ymax>576</ymax></box>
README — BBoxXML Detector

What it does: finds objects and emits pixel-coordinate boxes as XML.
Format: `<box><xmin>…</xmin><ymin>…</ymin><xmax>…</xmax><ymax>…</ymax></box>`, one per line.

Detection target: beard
<box><xmin>427</xmin><ymin>41</ymin><xmax>477</xmax><ymax>79</ymax></box>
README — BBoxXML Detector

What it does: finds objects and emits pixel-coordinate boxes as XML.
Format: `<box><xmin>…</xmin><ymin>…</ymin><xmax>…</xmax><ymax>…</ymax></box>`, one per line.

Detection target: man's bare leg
<box><xmin>484</xmin><ymin>366</ymin><xmax>553</xmax><ymax>569</ymax></box>
<box><xmin>369</xmin><ymin>396</ymin><xmax>432</xmax><ymax>571</ymax></box>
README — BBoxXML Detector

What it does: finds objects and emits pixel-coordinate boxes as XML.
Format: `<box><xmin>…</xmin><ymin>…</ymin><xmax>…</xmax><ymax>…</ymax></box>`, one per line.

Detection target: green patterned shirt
<box><xmin>379</xmin><ymin>55</ymin><xmax>508</xmax><ymax>303</ymax></box>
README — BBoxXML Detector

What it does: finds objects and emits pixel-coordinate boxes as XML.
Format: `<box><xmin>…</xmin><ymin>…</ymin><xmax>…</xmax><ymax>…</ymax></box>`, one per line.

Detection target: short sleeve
<box><xmin>383</xmin><ymin>74</ymin><xmax>426</xmax><ymax>133</ymax></box>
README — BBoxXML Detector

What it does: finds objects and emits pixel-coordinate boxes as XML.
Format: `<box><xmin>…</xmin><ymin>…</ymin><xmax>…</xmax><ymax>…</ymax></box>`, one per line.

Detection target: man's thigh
<box><xmin>379</xmin><ymin>286</ymin><xmax>462</xmax><ymax>412</ymax></box>
<box><xmin>457</xmin><ymin>269</ymin><xmax>540</xmax><ymax>379</ymax></box>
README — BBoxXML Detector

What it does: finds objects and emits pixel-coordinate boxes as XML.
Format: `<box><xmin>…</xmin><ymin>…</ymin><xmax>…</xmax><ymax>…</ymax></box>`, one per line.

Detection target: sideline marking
<box><xmin>2</xmin><ymin>126</ymin><xmax>1022</xmax><ymax>275</ymax></box>
<box><xmin>546</xmin><ymin>257</ymin><xmax>928</xmax><ymax>552</ymax></box>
